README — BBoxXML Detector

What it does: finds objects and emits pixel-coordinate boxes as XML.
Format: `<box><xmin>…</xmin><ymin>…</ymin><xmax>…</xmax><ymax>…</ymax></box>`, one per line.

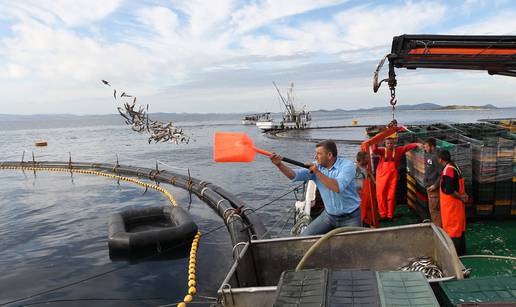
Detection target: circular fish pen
<box><xmin>0</xmin><ymin>160</ymin><xmax>266</xmax><ymax>243</ymax></box>
<box><xmin>0</xmin><ymin>160</ymin><xmax>267</xmax><ymax>305</ymax></box>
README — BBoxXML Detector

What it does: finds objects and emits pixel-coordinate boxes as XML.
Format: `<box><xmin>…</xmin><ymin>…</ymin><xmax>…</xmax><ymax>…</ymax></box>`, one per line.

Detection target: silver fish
<box><xmin>398</xmin><ymin>256</ymin><xmax>444</xmax><ymax>279</ymax></box>
<box><xmin>106</xmin><ymin>84</ymin><xmax>190</xmax><ymax>144</ymax></box>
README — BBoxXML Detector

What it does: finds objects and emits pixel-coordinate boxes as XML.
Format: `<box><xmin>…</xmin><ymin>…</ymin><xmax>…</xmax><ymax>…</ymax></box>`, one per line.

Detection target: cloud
<box><xmin>450</xmin><ymin>11</ymin><xmax>516</xmax><ymax>35</ymax></box>
<box><xmin>1</xmin><ymin>0</ymin><xmax>516</xmax><ymax>114</ymax></box>
<box><xmin>137</xmin><ymin>6</ymin><xmax>180</xmax><ymax>38</ymax></box>
<box><xmin>0</xmin><ymin>0</ymin><xmax>122</xmax><ymax>27</ymax></box>
<box><xmin>1</xmin><ymin>19</ymin><xmax>153</xmax><ymax>82</ymax></box>
<box><xmin>334</xmin><ymin>2</ymin><xmax>447</xmax><ymax>49</ymax></box>
<box><xmin>231</xmin><ymin>0</ymin><xmax>345</xmax><ymax>33</ymax></box>
<box><xmin>171</xmin><ymin>0</ymin><xmax>235</xmax><ymax>37</ymax></box>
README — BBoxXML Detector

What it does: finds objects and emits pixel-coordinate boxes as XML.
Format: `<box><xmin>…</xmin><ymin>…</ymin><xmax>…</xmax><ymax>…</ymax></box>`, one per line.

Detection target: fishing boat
<box><xmin>255</xmin><ymin>112</ymin><xmax>283</xmax><ymax>131</ymax></box>
<box><xmin>241</xmin><ymin>113</ymin><xmax>270</xmax><ymax>125</ymax></box>
<box><xmin>256</xmin><ymin>82</ymin><xmax>311</xmax><ymax>132</ymax></box>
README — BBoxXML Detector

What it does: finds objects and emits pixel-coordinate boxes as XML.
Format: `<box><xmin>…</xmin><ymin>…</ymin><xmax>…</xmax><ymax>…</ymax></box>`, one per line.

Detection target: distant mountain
<box><xmin>361</xmin><ymin>103</ymin><xmax>443</xmax><ymax>111</ymax></box>
<box><xmin>440</xmin><ymin>104</ymin><xmax>497</xmax><ymax>110</ymax></box>
<box><xmin>0</xmin><ymin>103</ymin><xmax>501</xmax><ymax>122</ymax></box>
<box><xmin>314</xmin><ymin>103</ymin><xmax>498</xmax><ymax>112</ymax></box>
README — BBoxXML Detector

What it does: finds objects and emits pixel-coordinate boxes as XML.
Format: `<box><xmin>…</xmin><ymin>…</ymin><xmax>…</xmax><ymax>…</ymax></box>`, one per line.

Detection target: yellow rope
<box><xmin>0</xmin><ymin>165</ymin><xmax>177</xmax><ymax>206</ymax></box>
<box><xmin>1</xmin><ymin>165</ymin><xmax>203</xmax><ymax>305</ymax></box>
<box><xmin>179</xmin><ymin>231</ymin><xmax>201</xmax><ymax>307</ymax></box>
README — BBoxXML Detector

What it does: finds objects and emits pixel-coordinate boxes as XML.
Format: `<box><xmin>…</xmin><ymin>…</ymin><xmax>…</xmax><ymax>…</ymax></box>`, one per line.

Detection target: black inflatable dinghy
<box><xmin>108</xmin><ymin>206</ymin><xmax>197</xmax><ymax>253</ymax></box>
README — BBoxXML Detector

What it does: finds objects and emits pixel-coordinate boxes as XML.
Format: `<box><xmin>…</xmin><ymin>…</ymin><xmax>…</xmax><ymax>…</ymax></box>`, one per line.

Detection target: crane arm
<box><xmin>388</xmin><ymin>34</ymin><xmax>516</xmax><ymax>75</ymax></box>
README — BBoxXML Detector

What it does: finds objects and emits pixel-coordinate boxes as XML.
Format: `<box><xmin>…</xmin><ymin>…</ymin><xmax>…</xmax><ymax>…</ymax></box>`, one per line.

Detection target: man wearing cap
<box><xmin>372</xmin><ymin>134</ymin><xmax>422</xmax><ymax>221</ymax></box>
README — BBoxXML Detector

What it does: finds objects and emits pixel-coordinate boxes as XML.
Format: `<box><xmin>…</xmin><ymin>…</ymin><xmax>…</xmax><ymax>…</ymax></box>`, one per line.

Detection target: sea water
<box><xmin>1</xmin><ymin>108</ymin><xmax>515</xmax><ymax>306</ymax></box>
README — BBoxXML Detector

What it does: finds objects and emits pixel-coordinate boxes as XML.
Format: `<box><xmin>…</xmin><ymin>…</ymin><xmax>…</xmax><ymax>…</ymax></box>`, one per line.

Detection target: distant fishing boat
<box><xmin>241</xmin><ymin>113</ymin><xmax>270</xmax><ymax>125</ymax></box>
<box><xmin>255</xmin><ymin>112</ymin><xmax>282</xmax><ymax>131</ymax></box>
<box><xmin>256</xmin><ymin>82</ymin><xmax>311</xmax><ymax>132</ymax></box>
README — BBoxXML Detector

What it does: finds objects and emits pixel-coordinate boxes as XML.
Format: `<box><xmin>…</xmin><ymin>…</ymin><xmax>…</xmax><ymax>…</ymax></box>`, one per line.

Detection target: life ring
<box><xmin>108</xmin><ymin>206</ymin><xmax>198</xmax><ymax>253</ymax></box>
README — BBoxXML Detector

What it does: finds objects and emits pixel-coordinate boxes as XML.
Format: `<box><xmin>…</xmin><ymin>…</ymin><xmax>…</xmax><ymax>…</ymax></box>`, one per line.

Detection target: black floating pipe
<box><xmin>0</xmin><ymin>161</ymin><xmax>266</xmax><ymax>278</ymax></box>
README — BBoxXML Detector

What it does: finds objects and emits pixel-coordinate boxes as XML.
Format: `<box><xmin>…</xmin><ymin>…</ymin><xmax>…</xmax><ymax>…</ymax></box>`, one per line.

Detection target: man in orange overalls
<box><xmin>355</xmin><ymin>151</ymin><xmax>375</xmax><ymax>226</ymax></box>
<box><xmin>372</xmin><ymin>134</ymin><xmax>421</xmax><ymax>221</ymax></box>
<box><xmin>438</xmin><ymin>149</ymin><xmax>468</xmax><ymax>255</ymax></box>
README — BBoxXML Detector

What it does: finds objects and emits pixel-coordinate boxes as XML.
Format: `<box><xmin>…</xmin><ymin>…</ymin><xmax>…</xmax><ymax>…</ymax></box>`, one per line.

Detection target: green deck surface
<box><xmin>437</xmin><ymin>276</ymin><xmax>516</xmax><ymax>307</ymax></box>
<box><xmin>379</xmin><ymin>204</ymin><xmax>515</xmax><ymax>278</ymax></box>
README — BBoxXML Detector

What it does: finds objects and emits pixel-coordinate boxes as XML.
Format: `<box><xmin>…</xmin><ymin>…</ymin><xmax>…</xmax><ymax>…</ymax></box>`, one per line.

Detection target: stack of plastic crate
<box><xmin>494</xmin><ymin>137</ymin><xmax>515</xmax><ymax>216</ymax></box>
<box><xmin>454</xmin><ymin>123</ymin><xmax>511</xmax><ymax>217</ymax></box>
<box><xmin>406</xmin><ymin>148</ymin><xmax>428</xmax><ymax>219</ymax></box>
<box><xmin>403</xmin><ymin>127</ymin><xmax>473</xmax><ymax>218</ymax></box>
<box><xmin>513</xmin><ymin>141</ymin><xmax>516</xmax><ymax>216</ymax></box>
<box><xmin>507</xmin><ymin>132</ymin><xmax>515</xmax><ymax>217</ymax></box>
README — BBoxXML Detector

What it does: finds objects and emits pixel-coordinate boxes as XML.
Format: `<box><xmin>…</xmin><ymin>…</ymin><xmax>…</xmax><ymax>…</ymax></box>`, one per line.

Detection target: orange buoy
<box><xmin>35</xmin><ymin>141</ymin><xmax>48</xmax><ymax>147</ymax></box>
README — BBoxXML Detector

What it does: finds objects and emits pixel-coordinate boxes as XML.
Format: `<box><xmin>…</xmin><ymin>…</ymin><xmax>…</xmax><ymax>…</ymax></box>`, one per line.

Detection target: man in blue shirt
<box><xmin>270</xmin><ymin>140</ymin><xmax>361</xmax><ymax>235</ymax></box>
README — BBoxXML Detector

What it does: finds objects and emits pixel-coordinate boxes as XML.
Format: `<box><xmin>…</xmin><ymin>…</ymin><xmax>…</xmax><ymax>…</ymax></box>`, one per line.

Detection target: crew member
<box><xmin>423</xmin><ymin>137</ymin><xmax>442</xmax><ymax>227</ymax></box>
<box><xmin>355</xmin><ymin>151</ymin><xmax>375</xmax><ymax>226</ymax></box>
<box><xmin>270</xmin><ymin>140</ymin><xmax>361</xmax><ymax>235</ymax></box>
<box><xmin>438</xmin><ymin>150</ymin><xmax>468</xmax><ymax>255</ymax></box>
<box><xmin>372</xmin><ymin>134</ymin><xmax>422</xmax><ymax>221</ymax></box>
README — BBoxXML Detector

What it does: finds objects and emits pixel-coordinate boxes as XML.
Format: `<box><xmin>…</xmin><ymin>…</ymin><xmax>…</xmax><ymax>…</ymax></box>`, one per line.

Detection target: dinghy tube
<box><xmin>108</xmin><ymin>206</ymin><xmax>198</xmax><ymax>253</ymax></box>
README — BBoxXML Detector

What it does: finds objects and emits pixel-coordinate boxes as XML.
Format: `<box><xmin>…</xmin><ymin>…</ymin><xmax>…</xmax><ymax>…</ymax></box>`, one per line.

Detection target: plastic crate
<box><xmin>274</xmin><ymin>269</ymin><xmax>328</xmax><ymax>306</ymax></box>
<box><xmin>494</xmin><ymin>180</ymin><xmax>513</xmax><ymax>216</ymax></box>
<box><xmin>512</xmin><ymin>177</ymin><xmax>516</xmax><ymax>216</ymax></box>
<box><xmin>376</xmin><ymin>271</ymin><xmax>439</xmax><ymax>307</ymax></box>
<box><xmin>328</xmin><ymin>269</ymin><xmax>380</xmax><ymax>306</ymax></box>
<box><xmin>406</xmin><ymin>174</ymin><xmax>430</xmax><ymax>219</ymax></box>
<box><xmin>437</xmin><ymin>139</ymin><xmax>456</xmax><ymax>151</ymax></box>
<box><xmin>436</xmin><ymin>276</ymin><xmax>516</xmax><ymax>307</ymax></box>
<box><xmin>473</xmin><ymin>181</ymin><xmax>496</xmax><ymax>208</ymax></box>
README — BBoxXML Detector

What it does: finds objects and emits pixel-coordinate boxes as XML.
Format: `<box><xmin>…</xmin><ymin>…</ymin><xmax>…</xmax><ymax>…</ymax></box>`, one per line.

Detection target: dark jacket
<box><xmin>441</xmin><ymin>162</ymin><xmax>462</xmax><ymax>195</ymax></box>
<box><xmin>424</xmin><ymin>150</ymin><xmax>442</xmax><ymax>188</ymax></box>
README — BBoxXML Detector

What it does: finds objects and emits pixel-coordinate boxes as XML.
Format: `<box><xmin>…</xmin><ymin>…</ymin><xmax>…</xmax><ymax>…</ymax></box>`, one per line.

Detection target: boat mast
<box><xmin>273</xmin><ymin>82</ymin><xmax>294</xmax><ymax>118</ymax></box>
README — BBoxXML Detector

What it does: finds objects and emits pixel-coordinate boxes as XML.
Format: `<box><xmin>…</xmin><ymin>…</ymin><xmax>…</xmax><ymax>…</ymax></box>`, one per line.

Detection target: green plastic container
<box><xmin>274</xmin><ymin>269</ymin><xmax>328</xmax><ymax>306</ymax></box>
<box><xmin>328</xmin><ymin>269</ymin><xmax>380</xmax><ymax>306</ymax></box>
<box><xmin>376</xmin><ymin>271</ymin><xmax>439</xmax><ymax>307</ymax></box>
<box><xmin>437</xmin><ymin>139</ymin><xmax>456</xmax><ymax>151</ymax></box>
<box><xmin>437</xmin><ymin>276</ymin><xmax>516</xmax><ymax>306</ymax></box>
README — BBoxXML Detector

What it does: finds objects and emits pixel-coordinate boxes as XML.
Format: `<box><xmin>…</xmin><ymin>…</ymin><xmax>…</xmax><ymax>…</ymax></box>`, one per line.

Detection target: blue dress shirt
<box><xmin>292</xmin><ymin>157</ymin><xmax>360</xmax><ymax>216</ymax></box>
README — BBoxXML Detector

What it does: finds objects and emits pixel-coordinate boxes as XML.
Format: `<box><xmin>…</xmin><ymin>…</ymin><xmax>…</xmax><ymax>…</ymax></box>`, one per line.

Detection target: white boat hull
<box><xmin>256</xmin><ymin>121</ymin><xmax>282</xmax><ymax>131</ymax></box>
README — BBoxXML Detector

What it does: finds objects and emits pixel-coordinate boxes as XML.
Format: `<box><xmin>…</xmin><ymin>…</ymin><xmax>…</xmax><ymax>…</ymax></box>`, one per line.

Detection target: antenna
<box><xmin>273</xmin><ymin>81</ymin><xmax>294</xmax><ymax>116</ymax></box>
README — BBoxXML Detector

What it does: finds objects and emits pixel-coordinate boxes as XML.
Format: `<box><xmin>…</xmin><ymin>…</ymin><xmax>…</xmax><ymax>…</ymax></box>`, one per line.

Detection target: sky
<box><xmin>0</xmin><ymin>0</ymin><xmax>515</xmax><ymax>115</ymax></box>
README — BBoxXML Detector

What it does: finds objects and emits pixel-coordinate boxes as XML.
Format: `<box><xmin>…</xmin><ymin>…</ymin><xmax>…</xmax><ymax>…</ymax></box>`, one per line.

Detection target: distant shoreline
<box><xmin>407</xmin><ymin>108</ymin><xmax>491</xmax><ymax>111</ymax></box>
<box><xmin>2</xmin><ymin>106</ymin><xmax>515</xmax><ymax>117</ymax></box>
